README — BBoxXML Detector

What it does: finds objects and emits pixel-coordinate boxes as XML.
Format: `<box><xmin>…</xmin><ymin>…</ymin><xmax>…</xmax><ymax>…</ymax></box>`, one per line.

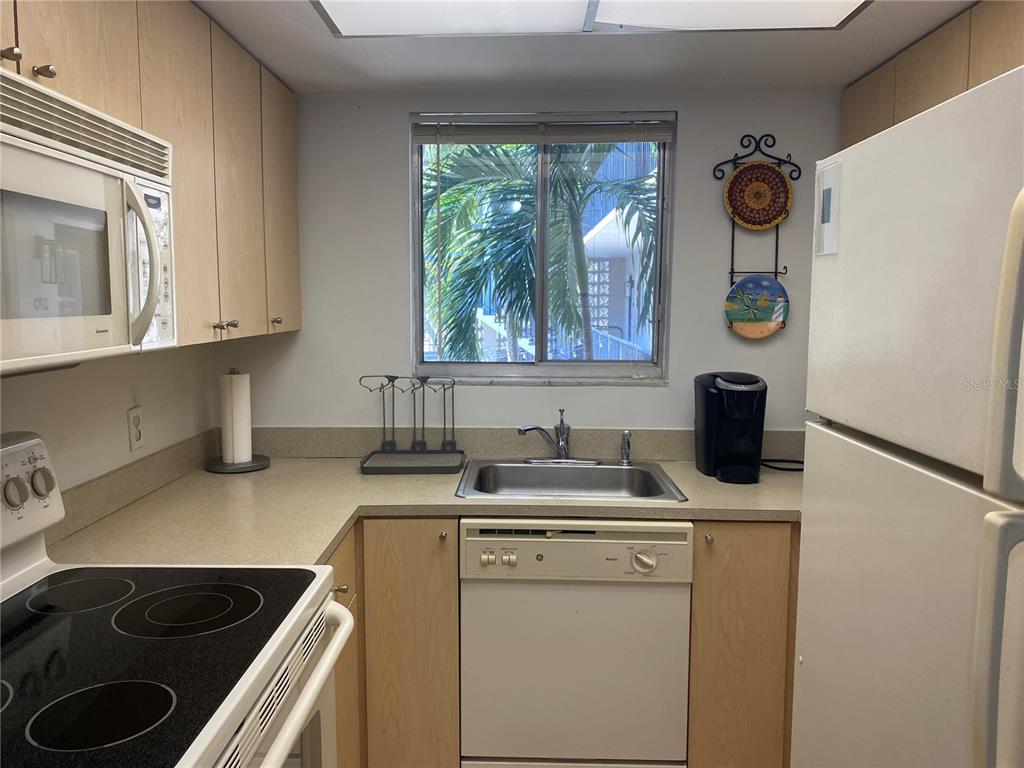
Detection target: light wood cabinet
<box><xmin>138</xmin><ymin>1</ymin><xmax>221</xmax><ymax>346</ymax></box>
<box><xmin>261</xmin><ymin>66</ymin><xmax>302</xmax><ymax>333</ymax></box>
<box><xmin>15</xmin><ymin>0</ymin><xmax>142</xmax><ymax>126</ymax></box>
<box><xmin>840</xmin><ymin>60</ymin><xmax>895</xmax><ymax>149</ymax></box>
<box><xmin>211</xmin><ymin>24</ymin><xmax>267</xmax><ymax>340</ymax></box>
<box><xmin>892</xmin><ymin>10</ymin><xmax>970</xmax><ymax>123</ymax></box>
<box><xmin>329</xmin><ymin>527</ymin><xmax>365</xmax><ymax>768</ymax></box>
<box><xmin>969</xmin><ymin>1</ymin><xmax>1024</xmax><ymax>88</ymax></box>
<box><xmin>688</xmin><ymin>522</ymin><xmax>794</xmax><ymax>768</ymax></box>
<box><xmin>0</xmin><ymin>0</ymin><xmax>16</xmax><ymax>73</ymax></box>
<box><xmin>363</xmin><ymin>518</ymin><xmax>459</xmax><ymax>768</ymax></box>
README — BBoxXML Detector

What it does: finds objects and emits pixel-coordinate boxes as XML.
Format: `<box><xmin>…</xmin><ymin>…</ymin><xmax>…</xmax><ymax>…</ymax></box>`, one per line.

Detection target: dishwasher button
<box><xmin>488</xmin><ymin>554</ymin><xmax>497</xmax><ymax>565</ymax></box>
<box><xmin>480</xmin><ymin>553</ymin><xmax>489</xmax><ymax>566</ymax></box>
<box><xmin>501</xmin><ymin>554</ymin><xmax>511</xmax><ymax>566</ymax></box>
<box><xmin>508</xmin><ymin>554</ymin><xmax>518</xmax><ymax>566</ymax></box>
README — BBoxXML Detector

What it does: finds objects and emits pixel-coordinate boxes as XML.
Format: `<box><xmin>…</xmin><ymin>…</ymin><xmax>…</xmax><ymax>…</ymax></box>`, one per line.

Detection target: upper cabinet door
<box><xmin>840</xmin><ymin>60</ymin><xmax>895</xmax><ymax>148</ymax></box>
<box><xmin>261</xmin><ymin>66</ymin><xmax>302</xmax><ymax>334</ymax></box>
<box><xmin>16</xmin><ymin>0</ymin><xmax>142</xmax><ymax>126</ymax></box>
<box><xmin>969</xmin><ymin>1</ymin><xmax>1024</xmax><ymax>88</ymax></box>
<box><xmin>893</xmin><ymin>10</ymin><xmax>970</xmax><ymax>123</ymax></box>
<box><xmin>1</xmin><ymin>0</ymin><xmax>16</xmax><ymax>73</ymax></box>
<box><xmin>138</xmin><ymin>1</ymin><xmax>221</xmax><ymax>346</ymax></box>
<box><xmin>211</xmin><ymin>24</ymin><xmax>267</xmax><ymax>340</ymax></box>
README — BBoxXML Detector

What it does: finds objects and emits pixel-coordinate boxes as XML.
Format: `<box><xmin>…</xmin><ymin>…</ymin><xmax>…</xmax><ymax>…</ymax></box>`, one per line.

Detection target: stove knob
<box><xmin>631</xmin><ymin>550</ymin><xmax>658</xmax><ymax>574</ymax></box>
<box><xmin>30</xmin><ymin>467</ymin><xmax>56</xmax><ymax>498</ymax></box>
<box><xmin>3</xmin><ymin>476</ymin><xmax>31</xmax><ymax>509</ymax></box>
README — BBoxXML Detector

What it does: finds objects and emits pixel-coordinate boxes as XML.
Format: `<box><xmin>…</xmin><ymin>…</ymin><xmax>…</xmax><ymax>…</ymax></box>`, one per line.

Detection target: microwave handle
<box><xmin>125</xmin><ymin>179</ymin><xmax>162</xmax><ymax>346</ymax></box>
<box><xmin>984</xmin><ymin>187</ymin><xmax>1024</xmax><ymax>502</ymax></box>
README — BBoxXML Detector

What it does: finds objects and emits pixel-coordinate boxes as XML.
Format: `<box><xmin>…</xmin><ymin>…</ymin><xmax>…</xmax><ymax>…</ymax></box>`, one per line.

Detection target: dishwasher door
<box><xmin>460</xmin><ymin>519</ymin><xmax>692</xmax><ymax>766</ymax></box>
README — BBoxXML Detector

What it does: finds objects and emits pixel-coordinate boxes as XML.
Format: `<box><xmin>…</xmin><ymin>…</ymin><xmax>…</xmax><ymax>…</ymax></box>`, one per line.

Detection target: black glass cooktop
<box><xmin>1</xmin><ymin>566</ymin><xmax>316</xmax><ymax>767</ymax></box>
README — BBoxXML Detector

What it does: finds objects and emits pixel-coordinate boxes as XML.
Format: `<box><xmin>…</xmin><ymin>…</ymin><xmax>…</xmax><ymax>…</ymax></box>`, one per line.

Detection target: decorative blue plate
<box><xmin>724</xmin><ymin>274</ymin><xmax>789</xmax><ymax>339</ymax></box>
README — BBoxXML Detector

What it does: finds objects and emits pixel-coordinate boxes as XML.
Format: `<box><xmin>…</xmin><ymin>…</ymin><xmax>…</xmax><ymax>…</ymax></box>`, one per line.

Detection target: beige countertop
<box><xmin>49</xmin><ymin>459</ymin><xmax>802</xmax><ymax>566</ymax></box>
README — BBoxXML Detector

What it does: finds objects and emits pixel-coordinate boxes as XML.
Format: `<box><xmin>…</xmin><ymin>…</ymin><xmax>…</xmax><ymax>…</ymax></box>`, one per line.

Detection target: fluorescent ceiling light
<box><xmin>595</xmin><ymin>0</ymin><xmax>865</xmax><ymax>31</ymax></box>
<box><xmin>316</xmin><ymin>0</ymin><xmax>592</xmax><ymax>37</ymax></box>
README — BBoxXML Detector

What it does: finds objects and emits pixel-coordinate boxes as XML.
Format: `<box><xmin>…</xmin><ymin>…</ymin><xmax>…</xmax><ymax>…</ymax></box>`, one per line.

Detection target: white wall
<box><xmin>1</xmin><ymin>346</ymin><xmax>223</xmax><ymax>487</ymax></box>
<box><xmin>230</xmin><ymin>87</ymin><xmax>839</xmax><ymax>431</ymax></box>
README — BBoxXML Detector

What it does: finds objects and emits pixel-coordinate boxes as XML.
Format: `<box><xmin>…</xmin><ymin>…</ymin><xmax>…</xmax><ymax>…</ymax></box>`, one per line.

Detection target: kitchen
<box><xmin>0</xmin><ymin>1</ymin><xmax>1021</xmax><ymax>766</ymax></box>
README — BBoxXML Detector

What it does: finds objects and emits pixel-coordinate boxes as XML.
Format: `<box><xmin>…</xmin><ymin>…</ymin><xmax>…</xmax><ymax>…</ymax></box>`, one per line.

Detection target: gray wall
<box><xmin>229</xmin><ymin>86</ymin><xmax>840</xmax><ymax>431</ymax></box>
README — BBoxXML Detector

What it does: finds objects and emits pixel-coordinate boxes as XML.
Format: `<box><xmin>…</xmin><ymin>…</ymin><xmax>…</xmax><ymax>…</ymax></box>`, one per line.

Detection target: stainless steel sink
<box><xmin>456</xmin><ymin>460</ymin><xmax>687</xmax><ymax>502</ymax></box>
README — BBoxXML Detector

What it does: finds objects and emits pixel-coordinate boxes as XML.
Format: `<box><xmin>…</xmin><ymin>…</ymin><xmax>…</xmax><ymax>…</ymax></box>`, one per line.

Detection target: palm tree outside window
<box><xmin>413</xmin><ymin>113</ymin><xmax>675</xmax><ymax>380</ymax></box>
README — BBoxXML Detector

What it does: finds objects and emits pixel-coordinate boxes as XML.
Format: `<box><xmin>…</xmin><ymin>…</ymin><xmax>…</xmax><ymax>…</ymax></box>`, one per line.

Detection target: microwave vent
<box><xmin>0</xmin><ymin>71</ymin><xmax>170</xmax><ymax>181</ymax></box>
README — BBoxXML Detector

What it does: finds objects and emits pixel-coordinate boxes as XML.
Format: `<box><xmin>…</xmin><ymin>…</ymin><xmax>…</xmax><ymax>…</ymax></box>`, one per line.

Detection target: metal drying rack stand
<box><xmin>357</xmin><ymin>374</ymin><xmax>464</xmax><ymax>475</ymax></box>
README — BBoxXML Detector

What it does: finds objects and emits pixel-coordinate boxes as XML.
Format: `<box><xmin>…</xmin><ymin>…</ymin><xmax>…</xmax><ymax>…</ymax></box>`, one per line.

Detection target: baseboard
<box><xmin>253</xmin><ymin>426</ymin><xmax>805</xmax><ymax>463</ymax></box>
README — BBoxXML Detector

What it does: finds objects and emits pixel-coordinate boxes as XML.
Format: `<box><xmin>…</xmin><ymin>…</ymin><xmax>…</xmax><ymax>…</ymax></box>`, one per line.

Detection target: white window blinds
<box><xmin>411</xmin><ymin>112</ymin><xmax>676</xmax><ymax>145</ymax></box>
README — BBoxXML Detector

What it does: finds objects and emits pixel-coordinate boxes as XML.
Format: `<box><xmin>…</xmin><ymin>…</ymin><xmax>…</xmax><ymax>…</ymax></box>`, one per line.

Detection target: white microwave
<box><xmin>0</xmin><ymin>70</ymin><xmax>175</xmax><ymax>375</ymax></box>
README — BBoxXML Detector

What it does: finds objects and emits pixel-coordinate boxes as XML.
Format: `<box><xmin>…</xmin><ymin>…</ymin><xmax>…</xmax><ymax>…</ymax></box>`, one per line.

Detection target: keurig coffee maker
<box><xmin>694</xmin><ymin>372</ymin><xmax>767</xmax><ymax>484</ymax></box>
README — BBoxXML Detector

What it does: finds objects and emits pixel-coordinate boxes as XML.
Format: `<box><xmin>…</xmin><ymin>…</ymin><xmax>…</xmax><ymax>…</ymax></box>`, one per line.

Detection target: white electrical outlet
<box><xmin>127</xmin><ymin>406</ymin><xmax>144</xmax><ymax>452</ymax></box>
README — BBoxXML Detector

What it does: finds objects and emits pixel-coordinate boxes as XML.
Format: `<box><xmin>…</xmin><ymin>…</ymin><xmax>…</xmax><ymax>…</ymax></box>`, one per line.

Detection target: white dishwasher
<box><xmin>460</xmin><ymin>518</ymin><xmax>693</xmax><ymax>768</ymax></box>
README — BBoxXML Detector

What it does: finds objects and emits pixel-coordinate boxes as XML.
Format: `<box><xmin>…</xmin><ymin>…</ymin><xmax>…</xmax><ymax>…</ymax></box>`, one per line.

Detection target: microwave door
<box><xmin>0</xmin><ymin>140</ymin><xmax>131</xmax><ymax>372</ymax></box>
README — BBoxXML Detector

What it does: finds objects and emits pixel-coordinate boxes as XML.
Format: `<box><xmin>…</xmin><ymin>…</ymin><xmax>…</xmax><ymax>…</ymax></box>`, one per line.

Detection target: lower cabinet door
<box><xmin>363</xmin><ymin>518</ymin><xmax>459</xmax><ymax>768</ymax></box>
<box><xmin>688</xmin><ymin>521</ymin><xmax>795</xmax><ymax>768</ymax></box>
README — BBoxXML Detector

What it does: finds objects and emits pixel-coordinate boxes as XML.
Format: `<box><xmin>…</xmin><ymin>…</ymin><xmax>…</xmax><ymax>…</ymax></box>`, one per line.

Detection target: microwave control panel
<box><xmin>133</xmin><ymin>182</ymin><xmax>175</xmax><ymax>348</ymax></box>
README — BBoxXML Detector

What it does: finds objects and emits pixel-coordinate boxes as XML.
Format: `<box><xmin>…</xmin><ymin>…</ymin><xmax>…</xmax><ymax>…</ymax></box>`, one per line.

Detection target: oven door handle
<box><xmin>125</xmin><ymin>178</ymin><xmax>162</xmax><ymax>346</ymax></box>
<box><xmin>260</xmin><ymin>601</ymin><xmax>354</xmax><ymax>768</ymax></box>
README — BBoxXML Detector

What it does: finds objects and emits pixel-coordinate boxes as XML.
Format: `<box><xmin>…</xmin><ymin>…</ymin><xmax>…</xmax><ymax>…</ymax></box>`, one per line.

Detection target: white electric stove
<box><xmin>0</xmin><ymin>432</ymin><xmax>353</xmax><ymax>768</ymax></box>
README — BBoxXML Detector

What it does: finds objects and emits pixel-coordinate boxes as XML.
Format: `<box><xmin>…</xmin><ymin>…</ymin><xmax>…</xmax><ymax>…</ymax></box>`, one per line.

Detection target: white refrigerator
<box><xmin>793</xmin><ymin>67</ymin><xmax>1024</xmax><ymax>768</ymax></box>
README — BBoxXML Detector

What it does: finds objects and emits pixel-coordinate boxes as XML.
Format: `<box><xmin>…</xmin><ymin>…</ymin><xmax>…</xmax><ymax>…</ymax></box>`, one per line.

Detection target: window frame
<box><xmin>410</xmin><ymin>112</ymin><xmax>675</xmax><ymax>383</ymax></box>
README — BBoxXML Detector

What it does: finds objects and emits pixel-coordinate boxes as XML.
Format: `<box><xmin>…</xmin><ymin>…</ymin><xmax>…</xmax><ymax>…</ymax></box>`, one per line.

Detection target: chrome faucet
<box><xmin>518</xmin><ymin>408</ymin><xmax>572</xmax><ymax>460</ymax></box>
<box><xmin>619</xmin><ymin>430</ymin><xmax>632</xmax><ymax>466</ymax></box>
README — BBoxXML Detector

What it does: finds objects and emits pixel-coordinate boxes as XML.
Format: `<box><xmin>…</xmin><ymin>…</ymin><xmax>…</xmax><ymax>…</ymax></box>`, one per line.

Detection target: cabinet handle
<box><xmin>333</xmin><ymin>584</ymin><xmax>349</xmax><ymax>594</ymax></box>
<box><xmin>704</xmin><ymin>533</ymin><xmax>714</xmax><ymax>544</ymax></box>
<box><xmin>439</xmin><ymin>530</ymin><xmax>448</xmax><ymax>541</ymax></box>
<box><xmin>225</xmin><ymin>319</ymin><xmax>240</xmax><ymax>328</ymax></box>
<box><xmin>271</xmin><ymin>316</ymin><xmax>283</xmax><ymax>325</ymax></box>
<box><xmin>1</xmin><ymin>46</ymin><xmax>21</xmax><ymax>62</ymax></box>
<box><xmin>212</xmin><ymin>321</ymin><xmax>228</xmax><ymax>330</ymax></box>
<box><xmin>32</xmin><ymin>64</ymin><xmax>57</xmax><ymax>78</ymax></box>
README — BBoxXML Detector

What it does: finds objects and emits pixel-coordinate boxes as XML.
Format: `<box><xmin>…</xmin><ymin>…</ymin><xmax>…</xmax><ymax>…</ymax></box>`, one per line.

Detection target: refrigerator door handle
<box><xmin>973</xmin><ymin>510</ymin><xmax>1024</xmax><ymax>767</ymax></box>
<box><xmin>984</xmin><ymin>188</ymin><xmax>1024</xmax><ymax>502</ymax></box>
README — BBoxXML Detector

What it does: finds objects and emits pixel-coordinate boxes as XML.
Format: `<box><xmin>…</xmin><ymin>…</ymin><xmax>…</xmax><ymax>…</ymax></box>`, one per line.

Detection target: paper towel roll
<box><xmin>220</xmin><ymin>370</ymin><xmax>253</xmax><ymax>464</ymax></box>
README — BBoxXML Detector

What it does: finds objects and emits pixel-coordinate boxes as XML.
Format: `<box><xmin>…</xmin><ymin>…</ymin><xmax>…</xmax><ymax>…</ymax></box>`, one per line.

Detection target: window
<box><xmin>413</xmin><ymin>113</ymin><xmax>674</xmax><ymax>380</ymax></box>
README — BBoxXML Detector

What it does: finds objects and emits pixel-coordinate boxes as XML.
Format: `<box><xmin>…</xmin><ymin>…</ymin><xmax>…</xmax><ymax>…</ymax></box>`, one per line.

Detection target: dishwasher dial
<box><xmin>630</xmin><ymin>550</ymin><xmax>658</xmax><ymax>574</ymax></box>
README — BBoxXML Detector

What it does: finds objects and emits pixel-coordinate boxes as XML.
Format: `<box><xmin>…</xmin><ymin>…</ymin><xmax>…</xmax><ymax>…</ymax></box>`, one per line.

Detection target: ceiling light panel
<box><xmin>595</xmin><ymin>0</ymin><xmax>864</xmax><ymax>31</ymax></box>
<box><xmin>319</xmin><ymin>0</ymin><xmax>593</xmax><ymax>36</ymax></box>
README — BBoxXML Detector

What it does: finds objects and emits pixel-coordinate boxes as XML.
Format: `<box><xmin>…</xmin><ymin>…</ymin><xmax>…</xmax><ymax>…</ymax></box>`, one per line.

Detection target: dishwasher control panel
<box><xmin>459</xmin><ymin>518</ymin><xmax>693</xmax><ymax>582</ymax></box>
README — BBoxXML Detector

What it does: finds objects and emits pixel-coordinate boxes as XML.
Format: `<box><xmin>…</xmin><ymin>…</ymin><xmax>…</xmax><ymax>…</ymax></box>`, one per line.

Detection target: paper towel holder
<box><xmin>206</xmin><ymin>367</ymin><xmax>270</xmax><ymax>474</ymax></box>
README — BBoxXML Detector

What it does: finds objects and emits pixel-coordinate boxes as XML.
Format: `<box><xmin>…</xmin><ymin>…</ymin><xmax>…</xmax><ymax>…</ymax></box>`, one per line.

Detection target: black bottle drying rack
<box><xmin>357</xmin><ymin>375</ymin><xmax>465</xmax><ymax>475</ymax></box>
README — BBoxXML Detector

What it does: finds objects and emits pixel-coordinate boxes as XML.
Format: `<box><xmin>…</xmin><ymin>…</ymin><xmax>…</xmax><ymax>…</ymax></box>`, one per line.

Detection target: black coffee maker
<box><xmin>694</xmin><ymin>372</ymin><xmax>767</xmax><ymax>484</ymax></box>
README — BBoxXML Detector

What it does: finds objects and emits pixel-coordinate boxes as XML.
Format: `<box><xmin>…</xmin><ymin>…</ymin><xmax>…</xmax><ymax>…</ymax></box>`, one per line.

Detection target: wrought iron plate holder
<box><xmin>712</xmin><ymin>133</ymin><xmax>802</xmax><ymax>287</ymax></box>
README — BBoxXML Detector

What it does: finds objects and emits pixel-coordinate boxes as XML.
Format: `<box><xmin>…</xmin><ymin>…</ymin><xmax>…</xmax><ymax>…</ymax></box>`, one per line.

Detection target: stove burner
<box><xmin>1</xmin><ymin>680</ymin><xmax>11</xmax><ymax>713</ymax></box>
<box><xmin>26</xmin><ymin>577</ymin><xmax>135</xmax><ymax>615</ymax></box>
<box><xmin>112</xmin><ymin>583</ymin><xmax>263</xmax><ymax>638</ymax></box>
<box><xmin>25</xmin><ymin>681</ymin><xmax>175</xmax><ymax>752</ymax></box>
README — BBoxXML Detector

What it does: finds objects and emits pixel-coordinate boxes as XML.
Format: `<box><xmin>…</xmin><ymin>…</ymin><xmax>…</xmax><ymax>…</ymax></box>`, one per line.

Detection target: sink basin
<box><xmin>456</xmin><ymin>460</ymin><xmax>687</xmax><ymax>501</ymax></box>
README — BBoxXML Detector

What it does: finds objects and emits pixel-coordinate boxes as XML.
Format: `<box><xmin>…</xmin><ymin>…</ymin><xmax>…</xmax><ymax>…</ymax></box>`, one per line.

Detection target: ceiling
<box><xmin>197</xmin><ymin>0</ymin><xmax>972</xmax><ymax>93</ymax></box>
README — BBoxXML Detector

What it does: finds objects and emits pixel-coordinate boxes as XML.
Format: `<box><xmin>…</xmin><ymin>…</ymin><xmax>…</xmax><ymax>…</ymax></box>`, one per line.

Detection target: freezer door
<box><xmin>792</xmin><ymin>422</ymin><xmax>1024</xmax><ymax>767</ymax></box>
<box><xmin>805</xmin><ymin>68</ymin><xmax>1024</xmax><ymax>475</ymax></box>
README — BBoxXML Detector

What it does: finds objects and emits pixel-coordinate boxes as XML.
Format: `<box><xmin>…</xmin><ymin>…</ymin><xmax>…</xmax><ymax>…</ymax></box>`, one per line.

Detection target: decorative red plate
<box><xmin>723</xmin><ymin>161</ymin><xmax>793</xmax><ymax>230</ymax></box>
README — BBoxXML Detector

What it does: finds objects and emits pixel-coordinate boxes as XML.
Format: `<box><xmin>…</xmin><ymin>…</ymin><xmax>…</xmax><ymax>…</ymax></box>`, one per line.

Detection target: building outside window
<box><xmin>412</xmin><ymin>113</ymin><xmax>675</xmax><ymax>381</ymax></box>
